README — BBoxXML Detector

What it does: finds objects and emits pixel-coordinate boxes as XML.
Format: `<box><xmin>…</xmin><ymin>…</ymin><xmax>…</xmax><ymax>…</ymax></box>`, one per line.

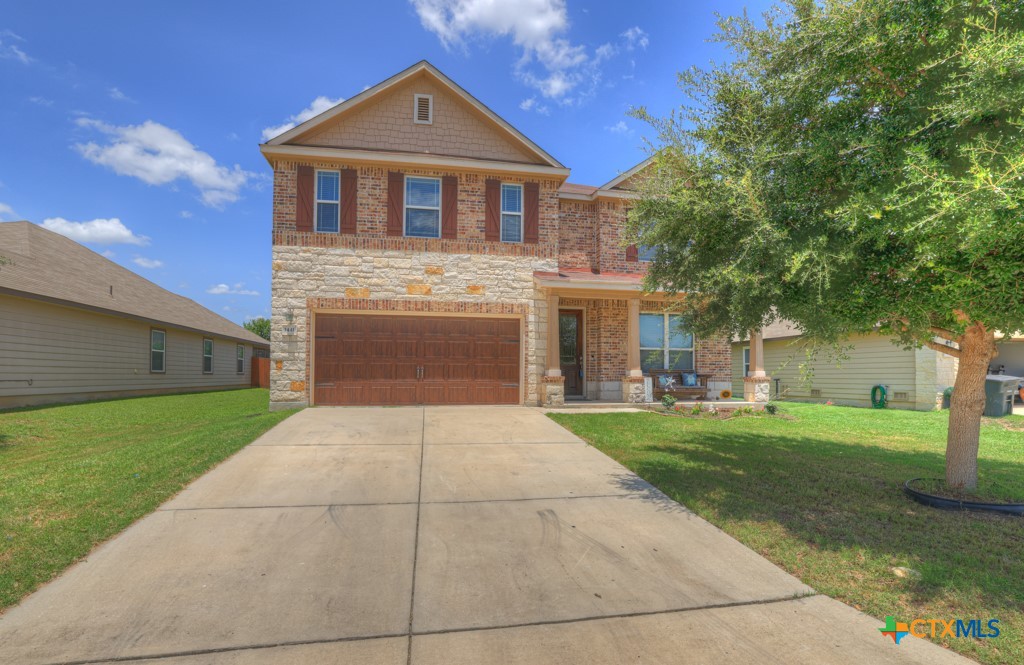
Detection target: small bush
<box><xmin>765</xmin><ymin>402</ymin><xmax>779</xmax><ymax>416</ymax></box>
<box><xmin>661</xmin><ymin>394</ymin><xmax>677</xmax><ymax>410</ymax></box>
<box><xmin>690</xmin><ymin>403</ymin><xmax>703</xmax><ymax>416</ymax></box>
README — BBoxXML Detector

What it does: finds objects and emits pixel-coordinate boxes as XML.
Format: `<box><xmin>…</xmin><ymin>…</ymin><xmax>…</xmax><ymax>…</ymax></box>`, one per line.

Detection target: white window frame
<box><xmin>202</xmin><ymin>338</ymin><xmax>214</xmax><ymax>374</ymax></box>
<box><xmin>413</xmin><ymin>93</ymin><xmax>433</xmax><ymax>124</ymax></box>
<box><xmin>236</xmin><ymin>344</ymin><xmax>245</xmax><ymax>374</ymax></box>
<box><xmin>743</xmin><ymin>347</ymin><xmax>750</xmax><ymax>377</ymax></box>
<box><xmin>150</xmin><ymin>329</ymin><xmax>166</xmax><ymax>374</ymax></box>
<box><xmin>640</xmin><ymin>312</ymin><xmax>695</xmax><ymax>373</ymax></box>
<box><xmin>500</xmin><ymin>183</ymin><xmax>523</xmax><ymax>243</ymax></box>
<box><xmin>404</xmin><ymin>175</ymin><xmax>442</xmax><ymax>238</ymax></box>
<box><xmin>315</xmin><ymin>169</ymin><xmax>340</xmax><ymax>233</ymax></box>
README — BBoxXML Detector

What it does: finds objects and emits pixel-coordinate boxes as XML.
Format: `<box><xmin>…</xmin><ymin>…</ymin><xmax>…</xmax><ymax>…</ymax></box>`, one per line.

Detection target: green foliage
<box><xmin>661</xmin><ymin>394</ymin><xmax>678</xmax><ymax>410</ymax></box>
<box><xmin>243</xmin><ymin>316</ymin><xmax>271</xmax><ymax>341</ymax></box>
<box><xmin>630</xmin><ymin>0</ymin><xmax>1024</xmax><ymax>348</ymax></box>
<box><xmin>765</xmin><ymin>402</ymin><xmax>779</xmax><ymax>415</ymax></box>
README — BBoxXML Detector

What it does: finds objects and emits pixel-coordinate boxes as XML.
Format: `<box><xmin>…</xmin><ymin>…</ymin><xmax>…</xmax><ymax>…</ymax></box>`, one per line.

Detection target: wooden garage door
<box><xmin>314</xmin><ymin>314</ymin><xmax>520</xmax><ymax>405</ymax></box>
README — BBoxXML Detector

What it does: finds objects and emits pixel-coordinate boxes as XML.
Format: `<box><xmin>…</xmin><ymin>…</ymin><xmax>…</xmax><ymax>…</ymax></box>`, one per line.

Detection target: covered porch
<box><xmin>534</xmin><ymin>270</ymin><xmax>737</xmax><ymax>407</ymax></box>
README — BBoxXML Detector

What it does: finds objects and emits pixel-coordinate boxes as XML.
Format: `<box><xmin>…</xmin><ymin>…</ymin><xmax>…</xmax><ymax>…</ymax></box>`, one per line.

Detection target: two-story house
<box><xmin>261</xmin><ymin>61</ymin><xmax>732</xmax><ymax>410</ymax></box>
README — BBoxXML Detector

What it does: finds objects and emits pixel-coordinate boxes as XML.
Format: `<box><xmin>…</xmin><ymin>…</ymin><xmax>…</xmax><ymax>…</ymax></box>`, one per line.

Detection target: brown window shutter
<box><xmin>340</xmin><ymin>168</ymin><xmax>358</xmax><ymax>234</ymax></box>
<box><xmin>296</xmin><ymin>165</ymin><xmax>314</xmax><ymax>233</ymax></box>
<box><xmin>484</xmin><ymin>178</ymin><xmax>500</xmax><ymax>242</ymax></box>
<box><xmin>626</xmin><ymin>244</ymin><xmax>639</xmax><ymax>262</ymax></box>
<box><xmin>523</xmin><ymin>182</ymin><xmax>539</xmax><ymax>244</ymax></box>
<box><xmin>387</xmin><ymin>171</ymin><xmax>404</xmax><ymax>237</ymax></box>
<box><xmin>441</xmin><ymin>175</ymin><xmax>458</xmax><ymax>239</ymax></box>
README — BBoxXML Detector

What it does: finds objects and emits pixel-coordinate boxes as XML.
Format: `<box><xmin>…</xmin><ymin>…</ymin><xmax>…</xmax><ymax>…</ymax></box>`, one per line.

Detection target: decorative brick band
<box><xmin>306</xmin><ymin>297</ymin><xmax>529</xmax><ymax>315</ymax></box>
<box><xmin>743</xmin><ymin>376</ymin><xmax>771</xmax><ymax>382</ymax></box>
<box><xmin>622</xmin><ymin>376</ymin><xmax>645</xmax><ymax>384</ymax></box>
<box><xmin>273</xmin><ymin>231</ymin><xmax>557</xmax><ymax>259</ymax></box>
<box><xmin>541</xmin><ymin>375</ymin><xmax>565</xmax><ymax>384</ymax></box>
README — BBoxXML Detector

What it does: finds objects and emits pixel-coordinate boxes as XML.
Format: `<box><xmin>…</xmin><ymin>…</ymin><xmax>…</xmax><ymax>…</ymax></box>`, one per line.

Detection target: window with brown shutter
<box><xmin>484</xmin><ymin>178</ymin><xmax>500</xmax><ymax>241</ymax></box>
<box><xmin>441</xmin><ymin>175</ymin><xmax>458</xmax><ymax>239</ymax></box>
<box><xmin>340</xmin><ymin>168</ymin><xmax>358</xmax><ymax>234</ymax></box>
<box><xmin>626</xmin><ymin>244</ymin><xmax>639</xmax><ymax>262</ymax></box>
<box><xmin>523</xmin><ymin>182</ymin><xmax>539</xmax><ymax>244</ymax></box>
<box><xmin>387</xmin><ymin>171</ymin><xmax>404</xmax><ymax>236</ymax></box>
<box><xmin>296</xmin><ymin>165</ymin><xmax>314</xmax><ymax>233</ymax></box>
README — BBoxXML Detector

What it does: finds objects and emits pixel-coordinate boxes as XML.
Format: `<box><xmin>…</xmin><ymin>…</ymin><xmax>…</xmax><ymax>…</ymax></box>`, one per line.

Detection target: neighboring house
<box><xmin>731</xmin><ymin>323</ymin><xmax>957</xmax><ymax>410</ymax></box>
<box><xmin>0</xmin><ymin>222</ymin><xmax>269</xmax><ymax>409</ymax></box>
<box><xmin>261</xmin><ymin>60</ymin><xmax>732</xmax><ymax>410</ymax></box>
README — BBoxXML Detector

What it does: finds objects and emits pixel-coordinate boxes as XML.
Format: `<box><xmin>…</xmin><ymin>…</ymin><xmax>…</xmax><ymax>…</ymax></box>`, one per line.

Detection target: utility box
<box><xmin>984</xmin><ymin>375</ymin><xmax>1021</xmax><ymax>417</ymax></box>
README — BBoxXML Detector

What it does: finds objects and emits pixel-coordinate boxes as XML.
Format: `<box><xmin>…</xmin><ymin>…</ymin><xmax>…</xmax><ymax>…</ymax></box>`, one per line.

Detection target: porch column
<box><xmin>743</xmin><ymin>328</ymin><xmax>770</xmax><ymax>403</ymax></box>
<box><xmin>627</xmin><ymin>298</ymin><xmax>642</xmax><ymax>377</ymax></box>
<box><xmin>540</xmin><ymin>292</ymin><xmax>565</xmax><ymax>407</ymax></box>
<box><xmin>546</xmin><ymin>293</ymin><xmax>561</xmax><ymax>376</ymax></box>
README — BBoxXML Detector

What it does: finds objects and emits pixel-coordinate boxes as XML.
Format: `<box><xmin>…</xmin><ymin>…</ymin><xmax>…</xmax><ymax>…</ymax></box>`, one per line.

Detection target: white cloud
<box><xmin>40</xmin><ymin>217</ymin><xmax>150</xmax><ymax>245</ymax></box>
<box><xmin>206</xmin><ymin>282</ymin><xmax>259</xmax><ymax>296</ymax></box>
<box><xmin>132</xmin><ymin>256</ymin><xmax>163</xmax><ymax>269</ymax></box>
<box><xmin>28</xmin><ymin>96</ymin><xmax>53</xmax><ymax>107</ymax></box>
<box><xmin>179</xmin><ymin>210</ymin><xmax>193</xmax><ymax>219</ymax></box>
<box><xmin>74</xmin><ymin>118</ymin><xmax>254</xmax><ymax>209</ymax></box>
<box><xmin>101</xmin><ymin>249</ymin><xmax>116</xmax><ymax>258</ymax></box>
<box><xmin>0</xmin><ymin>30</ymin><xmax>31</xmax><ymax>65</ymax></box>
<box><xmin>0</xmin><ymin>202</ymin><xmax>17</xmax><ymax>220</ymax></box>
<box><xmin>519</xmin><ymin>97</ymin><xmax>536</xmax><ymax>111</ymax></box>
<box><xmin>605</xmin><ymin>120</ymin><xmax>631</xmax><ymax>135</ymax></box>
<box><xmin>410</xmin><ymin>1</ymin><xmax>647</xmax><ymax>105</ymax></box>
<box><xmin>621</xmin><ymin>26</ymin><xmax>649</xmax><ymax>50</ymax></box>
<box><xmin>108</xmin><ymin>87</ymin><xmax>135</xmax><ymax>103</ymax></box>
<box><xmin>261</xmin><ymin>96</ymin><xmax>344</xmax><ymax>142</ymax></box>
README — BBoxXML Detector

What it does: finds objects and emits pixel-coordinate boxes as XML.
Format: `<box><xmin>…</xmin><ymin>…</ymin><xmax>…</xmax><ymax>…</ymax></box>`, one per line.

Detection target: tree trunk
<box><xmin>945</xmin><ymin>323</ymin><xmax>997</xmax><ymax>491</ymax></box>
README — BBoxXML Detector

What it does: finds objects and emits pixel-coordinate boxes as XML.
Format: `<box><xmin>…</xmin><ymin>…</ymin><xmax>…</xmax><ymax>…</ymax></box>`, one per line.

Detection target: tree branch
<box><xmin>926</xmin><ymin>339</ymin><xmax>960</xmax><ymax>358</ymax></box>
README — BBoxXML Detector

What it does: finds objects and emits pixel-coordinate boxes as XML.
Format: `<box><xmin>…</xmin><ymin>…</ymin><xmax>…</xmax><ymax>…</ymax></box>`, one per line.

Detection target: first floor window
<box><xmin>203</xmin><ymin>338</ymin><xmax>213</xmax><ymax>374</ymax></box>
<box><xmin>742</xmin><ymin>347</ymin><xmax>750</xmax><ymax>377</ymax></box>
<box><xmin>500</xmin><ymin>183</ymin><xmax>523</xmax><ymax>242</ymax></box>
<box><xmin>640</xmin><ymin>313</ymin><xmax>694</xmax><ymax>373</ymax></box>
<box><xmin>638</xmin><ymin>244</ymin><xmax>657</xmax><ymax>262</ymax></box>
<box><xmin>405</xmin><ymin>176</ymin><xmax>441</xmax><ymax>238</ymax></box>
<box><xmin>150</xmin><ymin>329</ymin><xmax>166</xmax><ymax>373</ymax></box>
<box><xmin>316</xmin><ymin>170</ymin><xmax>340</xmax><ymax>233</ymax></box>
<box><xmin>236</xmin><ymin>344</ymin><xmax>245</xmax><ymax>374</ymax></box>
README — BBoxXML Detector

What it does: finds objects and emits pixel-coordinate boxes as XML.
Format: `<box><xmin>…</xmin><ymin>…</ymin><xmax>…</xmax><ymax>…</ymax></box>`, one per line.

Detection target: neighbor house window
<box><xmin>405</xmin><ymin>176</ymin><xmax>441</xmax><ymax>238</ymax></box>
<box><xmin>236</xmin><ymin>344</ymin><xmax>245</xmax><ymax>374</ymax></box>
<box><xmin>150</xmin><ymin>329</ymin><xmax>166</xmax><ymax>373</ymax></box>
<box><xmin>640</xmin><ymin>313</ymin><xmax>694</xmax><ymax>373</ymax></box>
<box><xmin>315</xmin><ymin>170</ymin><xmax>340</xmax><ymax>233</ymax></box>
<box><xmin>638</xmin><ymin>245</ymin><xmax>657</xmax><ymax>262</ymax></box>
<box><xmin>203</xmin><ymin>338</ymin><xmax>213</xmax><ymax>374</ymax></box>
<box><xmin>742</xmin><ymin>347</ymin><xmax>750</xmax><ymax>377</ymax></box>
<box><xmin>500</xmin><ymin>183</ymin><xmax>523</xmax><ymax>242</ymax></box>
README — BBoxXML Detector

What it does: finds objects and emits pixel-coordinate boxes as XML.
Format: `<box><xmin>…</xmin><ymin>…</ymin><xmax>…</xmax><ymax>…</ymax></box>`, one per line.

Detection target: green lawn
<box><xmin>550</xmin><ymin>404</ymin><xmax>1024</xmax><ymax>665</ymax></box>
<box><xmin>0</xmin><ymin>389</ymin><xmax>297</xmax><ymax>612</ymax></box>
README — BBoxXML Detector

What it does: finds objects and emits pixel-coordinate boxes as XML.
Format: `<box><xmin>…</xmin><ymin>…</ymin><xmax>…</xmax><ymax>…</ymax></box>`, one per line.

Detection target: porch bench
<box><xmin>650</xmin><ymin>370</ymin><xmax>711</xmax><ymax>401</ymax></box>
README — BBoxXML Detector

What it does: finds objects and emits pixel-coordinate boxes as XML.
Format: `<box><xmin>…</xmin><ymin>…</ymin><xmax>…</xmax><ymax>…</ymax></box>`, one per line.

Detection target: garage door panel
<box><xmin>314</xmin><ymin>314</ymin><xmax>520</xmax><ymax>406</ymax></box>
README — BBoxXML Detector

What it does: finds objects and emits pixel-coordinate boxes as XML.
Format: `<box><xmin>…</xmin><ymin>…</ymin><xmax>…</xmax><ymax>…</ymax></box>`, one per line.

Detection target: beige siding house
<box><xmin>0</xmin><ymin>222</ymin><xmax>269</xmax><ymax>408</ymax></box>
<box><xmin>732</xmin><ymin>323</ymin><xmax>959</xmax><ymax>411</ymax></box>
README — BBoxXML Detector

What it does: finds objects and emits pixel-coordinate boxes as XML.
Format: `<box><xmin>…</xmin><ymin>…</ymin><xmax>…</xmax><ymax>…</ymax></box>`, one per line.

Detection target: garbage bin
<box><xmin>984</xmin><ymin>375</ymin><xmax>1021</xmax><ymax>417</ymax></box>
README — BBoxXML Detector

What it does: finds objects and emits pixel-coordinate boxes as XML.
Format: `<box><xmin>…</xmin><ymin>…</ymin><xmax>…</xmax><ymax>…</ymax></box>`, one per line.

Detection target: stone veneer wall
<box><xmin>270</xmin><ymin>245</ymin><xmax>558</xmax><ymax>408</ymax></box>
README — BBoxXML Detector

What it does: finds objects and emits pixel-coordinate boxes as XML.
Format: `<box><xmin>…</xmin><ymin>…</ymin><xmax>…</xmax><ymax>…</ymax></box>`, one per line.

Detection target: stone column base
<box><xmin>743</xmin><ymin>376</ymin><xmax>771</xmax><ymax>402</ymax></box>
<box><xmin>622</xmin><ymin>376</ymin><xmax>646</xmax><ymax>404</ymax></box>
<box><xmin>540</xmin><ymin>375</ymin><xmax>565</xmax><ymax>407</ymax></box>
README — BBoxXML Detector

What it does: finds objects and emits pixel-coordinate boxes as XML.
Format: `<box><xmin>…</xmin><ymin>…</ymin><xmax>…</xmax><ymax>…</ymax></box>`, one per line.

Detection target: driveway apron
<box><xmin>0</xmin><ymin>406</ymin><xmax>971</xmax><ymax>664</ymax></box>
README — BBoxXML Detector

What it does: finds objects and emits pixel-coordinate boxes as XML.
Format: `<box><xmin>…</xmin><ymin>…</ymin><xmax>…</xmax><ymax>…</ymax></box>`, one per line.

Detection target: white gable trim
<box><xmin>264</xmin><ymin>61</ymin><xmax>565</xmax><ymax>169</ymax></box>
<box><xmin>601</xmin><ymin>156</ymin><xmax>655</xmax><ymax>190</ymax></box>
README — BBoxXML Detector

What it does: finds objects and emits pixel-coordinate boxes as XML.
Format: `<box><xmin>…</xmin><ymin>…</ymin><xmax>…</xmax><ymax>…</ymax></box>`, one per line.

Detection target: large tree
<box><xmin>631</xmin><ymin>0</ymin><xmax>1024</xmax><ymax>490</ymax></box>
<box><xmin>243</xmin><ymin>316</ymin><xmax>271</xmax><ymax>341</ymax></box>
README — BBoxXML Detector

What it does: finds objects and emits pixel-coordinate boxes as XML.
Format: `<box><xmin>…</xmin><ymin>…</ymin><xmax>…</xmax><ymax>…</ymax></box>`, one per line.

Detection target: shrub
<box><xmin>765</xmin><ymin>402</ymin><xmax>779</xmax><ymax>416</ymax></box>
<box><xmin>661</xmin><ymin>394</ymin><xmax>677</xmax><ymax>410</ymax></box>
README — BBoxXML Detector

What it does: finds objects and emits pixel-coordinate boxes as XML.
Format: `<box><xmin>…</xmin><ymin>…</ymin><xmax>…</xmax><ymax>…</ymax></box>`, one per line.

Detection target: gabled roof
<box><xmin>264</xmin><ymin>60</ymin><xmax>564</xmax><ymax>170</ymax></box>
<box><xmin>602</xmin><ymin>156</ymin><xmax>655</xmax><ymax>190</ymax></box>
<box><xmin>557</xmin><ymin>157</ymin><xmax>655</xmax><ymax>202</ymax></box>
<box><xmin>0</xmin><ymin>222</ymin><xmax>267</xmax><ymax>346</ymax></box>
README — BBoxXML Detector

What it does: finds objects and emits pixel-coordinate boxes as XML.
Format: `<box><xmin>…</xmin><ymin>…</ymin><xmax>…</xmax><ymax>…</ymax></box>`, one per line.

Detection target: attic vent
<box><xmin>893</xmin><ymin>391</ymin><xmax>909</xmax><ymax>401</ymax></box>
<box><xmin>414</xmin><ymin>94</ymin><xmax>433</xmax><ymax>124</ymax></box>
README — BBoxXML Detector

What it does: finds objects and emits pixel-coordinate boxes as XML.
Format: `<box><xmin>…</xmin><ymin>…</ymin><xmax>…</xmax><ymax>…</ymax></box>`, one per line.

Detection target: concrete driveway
<box><xmin>0</xmin><ymin>407</ymin><xmax>969</xmax><ymax>664</ymax></box>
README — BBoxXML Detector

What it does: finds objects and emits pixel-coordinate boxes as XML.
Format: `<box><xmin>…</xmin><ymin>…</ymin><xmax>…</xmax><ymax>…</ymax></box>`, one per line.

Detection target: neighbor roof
<box><xmin>263</xmin><ymin>60</ymin><xmax>565</xmax><ymax>170</ymax></box>
<box><xmin>0</xmin><ymin>222</ymin><xmax>267</xmax><ymax>346</ymax></box>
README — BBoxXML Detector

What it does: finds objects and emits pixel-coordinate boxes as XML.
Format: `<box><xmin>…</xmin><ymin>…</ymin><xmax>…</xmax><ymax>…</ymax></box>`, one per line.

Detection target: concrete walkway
<box><xmin>0</xmin><ymin>407</ymin><xmax>970</xmax><ymax>664</ymax></box>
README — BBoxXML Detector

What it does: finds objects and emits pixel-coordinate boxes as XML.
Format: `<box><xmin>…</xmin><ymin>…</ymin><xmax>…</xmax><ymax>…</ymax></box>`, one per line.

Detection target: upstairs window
<box><xmin>638</xmin><ymin>244</ymin><xmax>657</xmax><ymax>262</ymax></box>
<box><xmin>150</xmin><ymin>329</ymin><xmax>166</xmax><ymax>373</ymax></box>
<box><xmin>500</xmin><ymin>184</ymin><xmax>523</xmax><ymax>243</ymax></box>
<box><xmin>202</xmin><ymin>338</ymin><xmax>213</xmax><ymax>374</ymax></box>
<box><xmin>236</xmin><ymin>344</ymin><xmax>245</xmax><ymax>374</ymax></box>
<box><xmin>315</xmin><ymin>170</ymin><xmax>340</xmax><ymax>233</ymax></box>
<box><xmin>640</xmin><ymin>313</ymin><xmax>694</xmax><ymax>373</ymax></box>
<box><xmin>405</xmin><ymin>176</ymin><xmax>441</xmax><ymax>238</ymax></box>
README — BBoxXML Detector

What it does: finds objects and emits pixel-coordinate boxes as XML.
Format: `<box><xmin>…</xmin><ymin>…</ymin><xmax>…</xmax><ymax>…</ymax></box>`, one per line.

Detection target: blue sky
<box><xmin>0</xmin><ymin>0</ymin><xmax>771</xmax><ymax>324</ymax></box>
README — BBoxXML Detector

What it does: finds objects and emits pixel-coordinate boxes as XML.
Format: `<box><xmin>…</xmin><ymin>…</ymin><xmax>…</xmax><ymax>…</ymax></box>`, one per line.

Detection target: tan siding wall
<box><xmin>731</xmin><ymin>333</ymin><xmax>919</xmax><ymax>409</ymax></box>
<box><xmin>296</xmin><ymin>76</ymin><xmax>539</xmax><ymax>164</ymax></box>
<box><xmin>0</xmin><ymin>295</ymin><xmax>255</xmax><ymax>407</ymax></box>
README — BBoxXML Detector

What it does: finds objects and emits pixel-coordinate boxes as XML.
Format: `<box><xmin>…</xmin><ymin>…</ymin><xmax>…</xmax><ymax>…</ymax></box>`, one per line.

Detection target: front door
<box><xmin>558</xmin><ymin>310</ymin><xmax>583</xmax><ymax>397</ymax></box>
